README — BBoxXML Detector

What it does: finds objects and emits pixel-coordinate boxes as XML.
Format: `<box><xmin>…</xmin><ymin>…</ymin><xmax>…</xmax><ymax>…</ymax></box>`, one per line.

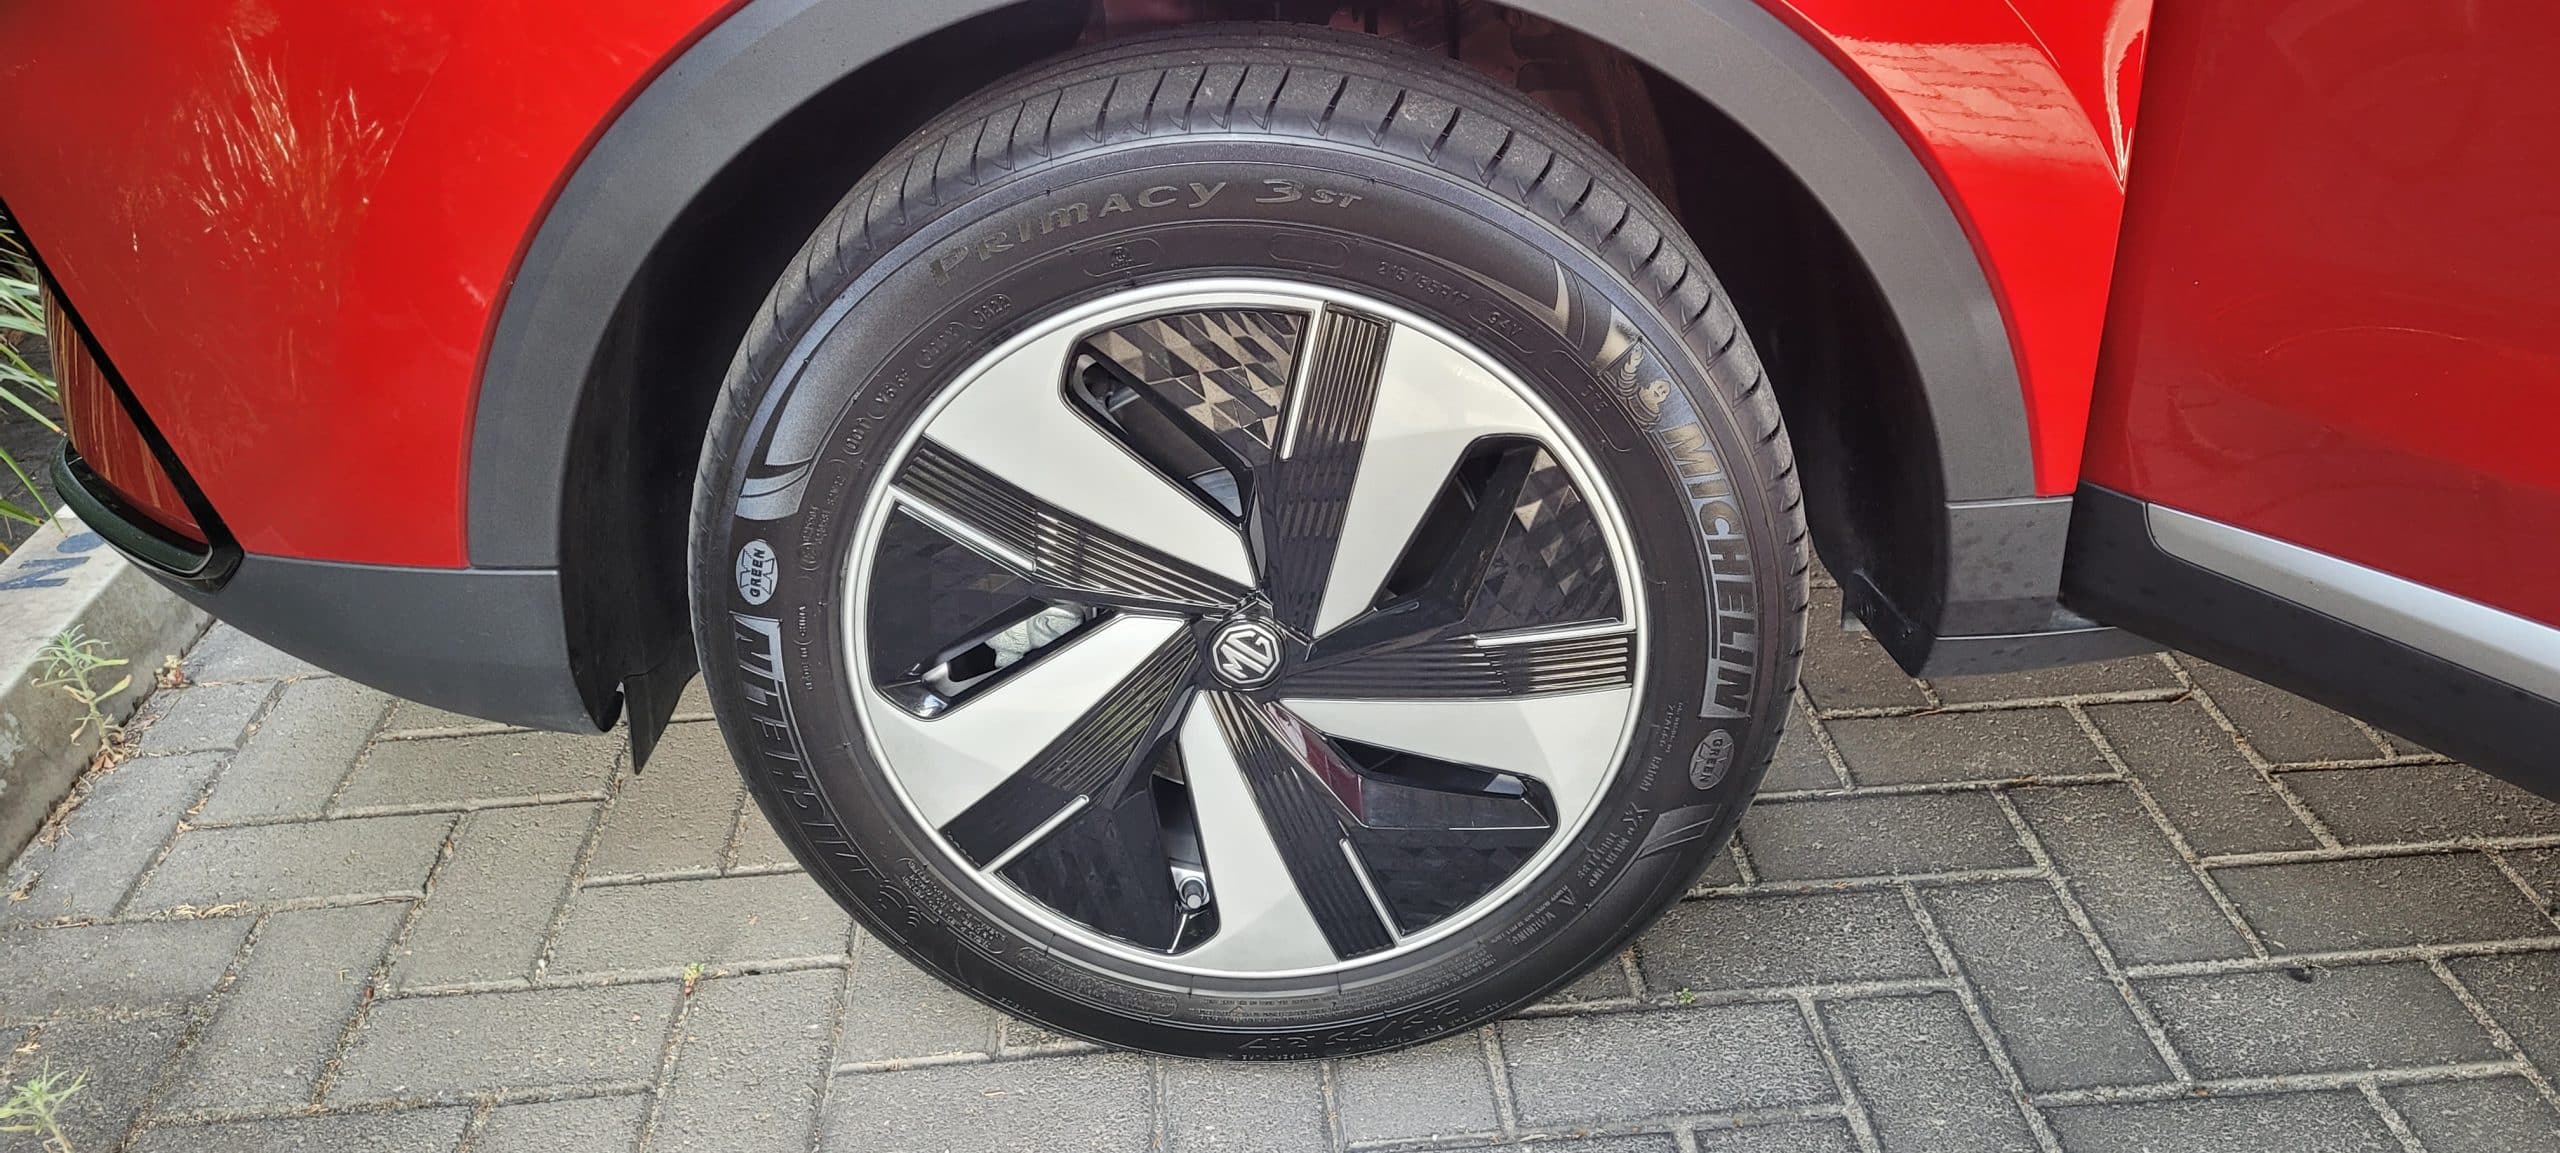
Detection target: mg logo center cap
<box><xmin>1209</xmin><ymin>617</ymin><xmax>1285</xmax><ymax>689</ymax></box>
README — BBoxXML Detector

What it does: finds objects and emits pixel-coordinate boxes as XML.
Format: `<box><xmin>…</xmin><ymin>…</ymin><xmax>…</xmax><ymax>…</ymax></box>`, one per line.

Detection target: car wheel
<box><xmin>690</xmin><ymin>23</ymin><xmax>1806</xmax><ymax>1059</ymax></box>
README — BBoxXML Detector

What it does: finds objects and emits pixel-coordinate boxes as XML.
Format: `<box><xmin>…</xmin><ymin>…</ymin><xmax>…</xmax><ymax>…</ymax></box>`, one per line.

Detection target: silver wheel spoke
<box><xmin>870</xmin><ymin>614</ymin><xmax>1190</xmax><ymax>826</ymax></box>
<box><xmin>1279</xmin><ymin>687</ymin><xmax>1636</xmax><ymax>837</ymax></box>
<box><xmin>1175</xmin><ymin>696</ymin><xmax>1344</xmax><ymax>971</ymax></box>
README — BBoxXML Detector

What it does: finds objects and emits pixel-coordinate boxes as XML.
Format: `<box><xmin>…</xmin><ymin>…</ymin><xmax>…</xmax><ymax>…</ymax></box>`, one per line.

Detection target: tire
<box><xmin>690</xmin><ymin>23</ymin><xmax>1807</xmax><ymax>1059</ymax></box>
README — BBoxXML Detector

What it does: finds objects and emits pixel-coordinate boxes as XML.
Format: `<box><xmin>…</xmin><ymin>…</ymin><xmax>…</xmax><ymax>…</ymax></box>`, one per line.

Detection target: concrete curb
<box><xmin>0</xmin><ymin>510</ymin><xmax>210</xmax><ymax>861</ymax></box>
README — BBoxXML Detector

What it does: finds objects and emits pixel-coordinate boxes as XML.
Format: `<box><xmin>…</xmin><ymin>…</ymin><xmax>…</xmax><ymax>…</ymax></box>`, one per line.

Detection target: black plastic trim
<box><xmin>2063</xmin><ymin>485</ymin><xmax>2560</xmax><ymax>798</ymax></box>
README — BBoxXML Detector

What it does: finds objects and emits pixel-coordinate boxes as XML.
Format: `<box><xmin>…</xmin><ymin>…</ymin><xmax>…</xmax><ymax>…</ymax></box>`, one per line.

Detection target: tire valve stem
<box><xmin>1178</xmin><ymin>875</ymin><xmax>1211</xmax><ymax>911</ymax></box>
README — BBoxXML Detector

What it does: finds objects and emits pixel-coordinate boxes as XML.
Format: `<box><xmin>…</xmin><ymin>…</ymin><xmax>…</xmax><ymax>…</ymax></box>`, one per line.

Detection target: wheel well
<box><xmin>559</xmin><ymin>0</ymin><xmax>1946</xmax><ymax>748</ymax></box>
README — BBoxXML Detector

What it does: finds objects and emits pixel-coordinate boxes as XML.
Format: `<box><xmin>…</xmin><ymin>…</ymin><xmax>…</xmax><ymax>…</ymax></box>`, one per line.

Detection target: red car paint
<box><xmin>2080</xmin><ymin>0</ymin><xmax>2560</xmax><ymax>627</ymax></box>
<box><xmin>0</xmin><ymin>0</ymin><xmax>2129</xmax><ymax>566</ymax></box>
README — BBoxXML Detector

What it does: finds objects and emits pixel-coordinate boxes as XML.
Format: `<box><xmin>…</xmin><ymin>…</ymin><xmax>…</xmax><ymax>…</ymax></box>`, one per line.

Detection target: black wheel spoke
<box><xmin>1282</xmin><ymin>628</ymin><xmax>1634</xmax><ymax>698</ymax></box>
<box><xmin>1253</xmin><ymin>310</ymin><xmax>1392</xmax><ymax>634</ymax></box>
<box><xmin>1203</xmin><ymin>692</ymin><xmax>1399</xmax><ymax>958</ymax></box>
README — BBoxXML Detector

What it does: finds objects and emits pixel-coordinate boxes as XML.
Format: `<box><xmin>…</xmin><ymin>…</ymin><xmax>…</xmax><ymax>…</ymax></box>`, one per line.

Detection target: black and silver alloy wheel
<box><xmin>691</xmin><ymin>26</ymin><xmax>1806</xmax><ymax>1058</ymax></box>
<box><xmin>852</xmin><ymin>282</ymin><xmax>1646</xmax><ymax>977</ymax></box>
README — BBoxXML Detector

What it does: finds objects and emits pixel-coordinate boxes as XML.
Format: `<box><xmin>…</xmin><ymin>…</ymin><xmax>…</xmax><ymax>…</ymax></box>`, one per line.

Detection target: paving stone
<box><xmin>132</xmin><ymin>812</ymin><xmax>450</xmax><ymax>909</ymax></box>
<box><xmin>587</xmin><ymin>721</ymin><xmax>743</xmax><ymax>878</ymax></box>
<box><xmin>2281</xmin><ymin>763</ymin><xmax>2560</xmax><ymax>845</ymax></box>
<box><xmin>2044</xmin><ymin>1092</ymin><xmax>2396</xmax><ymax>1153</ymax></box>
<box><xmin>1698</xmin><ymin>846</ymin><xmax>1743</xmax><ymax>888</ymax></box>
<box><xmin>2137</xmin><ymin>964</ymin><xmax>2499</xmax><ymax>1078</ymax></box>
<box><xmin>392</xmin><ymin>802</ymin><xmax>594</xmax><ymax>988</ymax></box>
<box><xmin>198</xmin><ymin>677</ymin><xmax>392</xmax><ymax>821</ymax></box>
<box><xmin>1819</xmin><ymin>994</ymin><xmax>2035</xmax><ymax>1153</ymax></box>
<box><xmin>2211</xmin><ymin>853</ymin><xmax>2553</xmax><ymax>952</ymax></box>
<box><xmin>821</xmin><ymin>1052</ymin><xmax>1154</xmax><ymax>1152</ymax></box>
<box><xmin>380</xmin><ymin>697</ymin><xmax>518</xmax><ymax>737</ymax></box>
<box><xmin>133</xmin><ymin>1108</ymin><xmax>472</xmax><ymax>1153</ymax></box>
<box><xmin>130</xmin><ymin>679</ymin><xmax>271</xmax><ymax>754</ymax></box>
<box><xmin>656</xmin><ymin>969</ymin><xmax>836</xmax><ymax>1153</ymax></box>
<box><xmin>1640</xmin><ymin>891</ymin><xmax>1937</xmax><ymax>993</ymax></box>
<box><xmin>167</xmin><ymin>903</ymin><xmax>407</xmax><ymax>1109</ymax></box>
<box><xmin>2086</xmin><ymin>701</ymin><xmax>2320</xmax><ymax>855</ymax></box>
<box><xmin>3</xmin><ymin>1013</ymin><xmax>187</xmax><ymax>1152</ymax></box>
<box><xmin>2500</xmin><ymin>846</ymin><xmax>2560</xmax><ymax>914</ymax></box>
<box><xmin>2386</xmin><ymin>1077</ymin><xmax>2560</xmax><ymax>1153</ymax></box>
<box><xmin>839</xmin><ymin>940</ymin><xmax>998</xmax><ymax>1063</ymax></box>
<box><xmin>732</xmin><ymin>801</ymin><xmax>799</xmax><ymax>869</ymax></box>
<box><xmin>338</xmin><ymin>730</ymin><xmax>619</xmax><ymax>810</ymax></box>
<box><xmin>3</xmin><ymin>751</ymin><xmax>222</xmax><ymax>921</ymax></box>
<box><xmin>0</xmin><ymin>918</ymin><xmax>248</xmax><ymax>1019</ymax></box>
<box><xmin>2446</xmin><ymin>951</ymin><xmax>2560</xmax><ymax>1073</ymax></box>
<box><xmin>1501</xmin><ymin>1005</ymin><xmax>1831</xmax><ymax>1127</ymax></box>
<box><xmin>1333</xmin><ymin>1032</ymin><xmax>1501</xmax><ymax>1142</ymax></box>
<box><xmin>2011</xmin><ymin>786</ymin><xmax>2251</xmax><ymax>965</ymax></box>
<box><xmin>1532</xmin><ymin>1137</ymin><xmax>1680</xmax><ymax>1153</ymax></box>
<box><xmin>1922</xmin><ymin>882</ymin><xmax>2167</xmax><ymax>1091</ymax></box>
<box><xmin>334</xmin><ymin>983</ymin><xmax>677</xmax><ymax>1098</ymax></box>
<box><xmin>1825</xmin><ymin>708</ymin><xmax>2104</xmax><ymax>786</ymax></box>
<box><xmin>1925</xmin><ymin>654</ymin><xmax>2179</xmax><ymax>704</ymax></box>
<box><xmin>187</xmin><ymin>622</ymin><xmax>327</xmax><ymax>681</ymax></box>
<box><xmin>547</xmin><ymin>873</ymin><xmax>851</xmax><ymax>975</ymax></box>
<box><xmin>1540</xmin><ymin>949</ymin><xmax>1638</xmax><ymax>1006</ymax></box>
<box><xmin>1161</xmin><ymin>1057</ymin><xmax>1326</xmax><ymax>1152</ymax></box>
<box><xmin>1737</xmin><ymin>793</ymin><xmax>2029</xmax><ymax>881</ymax></box>
<box><xmin>473</xmin><ymin>1094</ymin><xmax>648</xmax><ymax>1153</ymax></box>
<box><xmin>1800</xmin><ymin>589</ymin><xmax>1927</xmax><ymax>711</ymax></box>
<box><xmin>1762</xmin><ymin>704</ymin><xmax>1843</xmax><ymax>792</ymax></box>
<box><xmin>2178</xmin><ymin>658</ymin><xmax>2382</xmax><ymax>764</ymax></box>
<box><xmin>1691</xmin><ymin>1121</ymin><xmax>1857</xmax><ymax>1153</ymax></box>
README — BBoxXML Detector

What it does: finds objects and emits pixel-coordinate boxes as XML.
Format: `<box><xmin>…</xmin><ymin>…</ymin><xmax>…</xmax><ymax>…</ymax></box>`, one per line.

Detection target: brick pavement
<box><xmin>8</xmin><ymin>586</ymin><xmax>2560</xmax><ymax>1152</ymax></box>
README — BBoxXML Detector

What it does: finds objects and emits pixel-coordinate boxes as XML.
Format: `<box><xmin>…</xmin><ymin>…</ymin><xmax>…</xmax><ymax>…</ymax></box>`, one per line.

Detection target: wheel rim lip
<box><xmin>840</xmin><ymin>277</ymin><xmax>1650</xmax><ymax>980</ymax></box>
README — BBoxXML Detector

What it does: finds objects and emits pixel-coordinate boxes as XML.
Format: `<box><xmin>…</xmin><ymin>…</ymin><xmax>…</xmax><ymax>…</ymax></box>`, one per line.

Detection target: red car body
<box><xmin>6</xmin><ymin>0</ymin><xmax>2555</xmax><ymax>784</ymax></box>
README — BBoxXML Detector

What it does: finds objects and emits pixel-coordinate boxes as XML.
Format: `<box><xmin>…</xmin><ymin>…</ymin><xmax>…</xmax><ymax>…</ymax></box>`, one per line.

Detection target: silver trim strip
<box><xmin>1340</xmin><ymin>839</ymin><xmax>1406</xmax><ymax>944</ymax></box>
<box><xmin>982</xmin><ymin>795</ymin><xmax>1092</xmax><ymax>874</ymax></box>
<box><xmin>2146</xmin><ymin>504</ymin><xmax>2560</xmax><ymax>701</ymax></box>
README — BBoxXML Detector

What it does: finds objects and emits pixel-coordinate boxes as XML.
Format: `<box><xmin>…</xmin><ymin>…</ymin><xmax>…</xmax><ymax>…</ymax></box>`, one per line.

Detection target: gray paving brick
<box><xmin>186</xmin><ymin>623</ymin><xmax>327</xmax><ymax>680</ymax></box>
<box><xmin>839</xmin><ymin>940</ymin><xmax>997</xmax><ymax>1063</ymax></box>
<box><xmin>338</xmin><ymin>730</ymin><xmax>618</xmax><ymax>810</ymax></box>
<box><xmin>1738</xmin><ymin>793</ymin><xmax>2029</xmax><ymax>881</ymax></box>
<box><xmin>587</xmin><ymin>721</ymin><xmax>742</xmax><ymax>878</ymax></box>
<box><xmin>1762</xmin><ymin>704</ymin><xmax>1843</xmax><ymax>792</ymax></box>
<box><xmin>2179</xmin><ymin>658</ymin><xmax>2381</xmax><ymax>763</ymax></box>
<box><xmin>1540</xmin><ymin>950</ymin><xmax>1637</xmax><ymax>1007</ymax></box>
<box><xmin>334</xmin><ymin>983</ymin><xmax>677</xmax><ymax>1098</ymax></box>
<box><xmin>2012</xmin><ymin>786</ymin><xmax>2251</xmax><ymax>965</ymax></box>
<box><xmin>3</xmin><ymin>1013</ymin><xmax>187</xmax><ymax>1152</ymax></box>
<box><xmin>1692</xmin><ymin>1121</ymin><xmax>1857</xmax><ymax>1153</ymax></box>
<box><xmin>1923</xmin><ymin>882</ymin><xmax>2167</xmax><ymax>1091</ymax></box>
<box><xmin>656</xmin><ymin>969</ymin><xmax>835</xmax><ymax>1153</ymax></box>
<box><xmin>1333</xmin><ymin>1033</ymin><xmax>1501</xmax><ymax>1142</ymax></box>
<box><xmin>821</xmin><ymin>1052</ymin><xmax>1154</xmax><ymax>1152</ymax></box>
<box><xmin>1640</xmin><ymin>891</ymin><xmax>1937</xmax><ymax>993</ymax></box>
<box><xmin>547</xmin><ymin>873</ymin><xmax>851</xmax><ymax>975</ymax></box>
<box><xmin>1825</xmin><ymin>708</ymin><xmax>2104</xmax><ymax>786</ymax></box>
<box><xmin>1699</xmin><ymin>846</ymin><xmax>1743</xmax><ymax>888</ymax></box>
<box><xmin>1819</xmin><ymin>994</ymin><xmax>2034</xmax><ymax>1153</ymax></box>
<box><xmin>2138</xmin><ymin>964</ymin><xmax>2499</xmax><ymax>1077</ymax></box>
<box><xmin>2045</xmin><ymin>1092</ymin><xmax>2396</xmax><ymax>1153</ymax></box>
<box><xmin>2086</xmin><ymin>701</ymin><xmax>2320</xmax><ymax>855</ymax></box>
<box><xmin>380</xmin><ymin>697</ymin><xmax>517</xmax><ymax>737</ymax></box>
<box><xmin>392</xmin><ymin>803</ymin><xmax>594</xmax><ymax>988</ymax></box>
<box><xmin>167</xmin><ymin>903</ymin><xmax>406</xmax><ymax>1109</ymax></box>
<box><xmin>1161</xmin><ymin>1057</ymin><xmax>1325</xmax><ymax>1152</ymax></box>
<box><xmin>2282</xmin><ymin>763</ymin><xmax>2560</xmax><ymax>845</ymax></box>
<box><xmin>132</xmin><ymin>812</ymin><xmax>450</xmax><ymax>909</ymax></box>
<box><xmin>130</xmin><ymin>679</ymin><xmax>271</xmax><ymax>754</ymax></box>
<box><xmin>0</xmin><ymin>918</ymin><xmax>248</xmax><ymax>1019</ymax></box>
<box><xmin>1801</xmin><ymin>590</ymin><xmax>1927</xmax><ymax>711</ymax></box>
<box><xmin>133</xmin><ymin>1108</ymin><xmax>472</xmax><ymax>1153</ymax></box>
<box><xmin>198</xmin><ymin>677</ymin><xmax>392</xmax><ymax>821</ymax></box>
<box><xmin>1925</xmin><ymin>654</ymin><xmax>2179</xmax><ymax>705</ymax></box>
<box><xmin>473</xmin><ymin>1094</ymin><xmax>648</xmax><ymax>1153</ymax></box>
<box><xmin>1501</xmin><ymin>1005</ymin><xmax>1831</xmax><ymax>1127</ymax></box>
<box><xmin>2212</xmin><ymin>853</ymin><xmax>2553</xmax><ymax>952</ymax></box>
<box><xmin>2501</xmin><ymin>846</ymin><xmax>2560</xmax><ymax>914</ymax></box>
<box><xmin>4</xmin><ymin>751</ymin><xmax>221</xmax><ymax>922</ymax></box>
<box><xmin>1533</xmin><ymin>1139</ymin><xmax>1679</xmax><ymax>1153</ymax></box>
<box><xmin>732</xmin><ymin>801</ymin><xmax>798</xmax><ymax>869</ymax></box>
<box><xmin>2446</xmin><ymin>951</ymin><xmax>2560</xmax><ymax>1073</ymax></box>
<box><xmin>2387</xmin><ymin>1077</ymin><xmax>2560</xmax><ymax>1153</ymax></box>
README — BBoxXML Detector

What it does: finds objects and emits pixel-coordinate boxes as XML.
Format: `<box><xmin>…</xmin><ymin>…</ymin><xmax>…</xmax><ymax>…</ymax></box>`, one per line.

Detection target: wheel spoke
<box><xmin>916</xmin><ymin>324</ymin><xmax>1256</xmax><ymax>589</ymax></box>
<box><xmin>1284</xmin><ymin>625</ymin><xmax>1635</xmax><ymax>698</ymax></box>
<box><xmin>868</xmin><ymin>614</ymin><xmax>1191</xmax><ymax>826</ymax></box>
<box><xmin>1278</xmin><ymin>687</ymin><xmax>1636</xmax><ymax>838</ymax></box>
<box><xmin>1309</xmin><ymin>323</ymin><xmax>1562</xmax><ymax>638</ymax></box>
<box><xmin>1254</xmin><ymin>309</ymin><xmax>1390</xmax><ymax>633</ymax></box>
<box><xmin>1176</xmin><ymin>693</ymin><xmax>1394</xmax><ymax>969</ymax></box>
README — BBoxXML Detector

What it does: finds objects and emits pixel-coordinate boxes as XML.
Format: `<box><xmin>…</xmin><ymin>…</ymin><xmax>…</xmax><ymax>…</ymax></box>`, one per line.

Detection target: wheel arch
<box><xmin>470</xmin><ymin>0</ymin><xmax>2062</xmax><ymax>735</ymax></box>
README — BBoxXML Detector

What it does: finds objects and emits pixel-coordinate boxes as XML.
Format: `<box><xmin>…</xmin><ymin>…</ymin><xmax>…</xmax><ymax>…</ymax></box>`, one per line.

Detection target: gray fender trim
<box><xmin>466</xmin><ymin>0</ymin><xmax>2041</xmax><ymax>568</ymax></box>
